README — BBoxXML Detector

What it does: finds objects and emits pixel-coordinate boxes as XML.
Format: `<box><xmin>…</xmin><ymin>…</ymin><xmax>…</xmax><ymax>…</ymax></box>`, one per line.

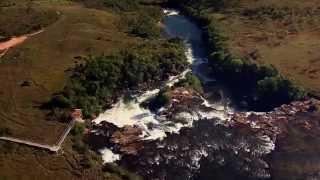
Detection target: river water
<box><xmin>93</xmin><ymin>9</ymin><xmax>233</xmax><ymax>143</ymax></box>
<box><xmin>92</xmin><ymin>9</ymin><xmax>275</xmax><ymax>180</ymax></box>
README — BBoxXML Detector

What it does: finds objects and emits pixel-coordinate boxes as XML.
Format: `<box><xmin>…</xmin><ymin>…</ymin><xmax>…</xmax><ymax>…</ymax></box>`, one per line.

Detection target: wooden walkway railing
<box><xmin>0</xmin><ymin>120</ymin><xmax>75</xmax><ymax>152</ymax></box>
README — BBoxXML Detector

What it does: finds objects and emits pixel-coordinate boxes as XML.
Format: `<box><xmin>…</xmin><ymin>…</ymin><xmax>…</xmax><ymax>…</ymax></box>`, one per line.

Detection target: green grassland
<box><xmin>186</xmin><ymin>0</ymin><xmax>320</xmax><ymax>96</ymax></box>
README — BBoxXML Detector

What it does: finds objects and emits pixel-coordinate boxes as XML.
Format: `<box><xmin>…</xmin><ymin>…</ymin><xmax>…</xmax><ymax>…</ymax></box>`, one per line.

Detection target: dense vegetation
<box><xmin>102</xmin><ymin>0</ymin><xmax>162</xmax><ymax>39</ymax></box>
<box><xmin>124</xmin><ymin>12</ymin><xmax>161</xmax><ymax>38</ymax></box>
<box><xmin>175</xmin><ymin>72</ymin><xmax>203</xmax><ymax>93</ymax></box>
<box><xmin>166</xmin><ymin>0</ymin><xmax>307</xmax><ymax>110</ymax></box>
<box><xmin>50</xmin><ymin>39</ymin><xmax>187</xmax><ymax>118</ymax></box>
<box><xmin>103</xmin><ymin>0</ymin><xmax>145</xmax><ymax>11</ymax></box>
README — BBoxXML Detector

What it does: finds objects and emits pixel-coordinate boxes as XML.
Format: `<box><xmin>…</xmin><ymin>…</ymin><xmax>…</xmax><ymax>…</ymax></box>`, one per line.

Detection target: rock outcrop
<box><xmin>231</xmin><ymin>99</ymin><xmax>319</xmax><ymax>139</ymax></box>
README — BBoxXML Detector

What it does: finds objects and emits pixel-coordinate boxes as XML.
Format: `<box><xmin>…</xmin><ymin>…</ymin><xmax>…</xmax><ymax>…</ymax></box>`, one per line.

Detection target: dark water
<box><xmin>119</xmin><ymin>119</ymin><xmax>272</xmax><ymax>180</ymax></box>
<box><xmin>163</xmin><ymin>10</ymin><xmax>234</xmax><ymax>107</ymax></box>
<box><xmin>163</xmin><ymin>12</ymin><xmax>206</xmax><ymax>58</ymax></box>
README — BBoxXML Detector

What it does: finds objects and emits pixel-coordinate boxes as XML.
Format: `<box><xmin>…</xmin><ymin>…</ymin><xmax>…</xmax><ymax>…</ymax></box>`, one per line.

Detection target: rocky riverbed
<box><xmin>87</xmin><ymin>9</ymin><xmax>320</xmax><ymax>180</ymax></box>
<box><xmin>89</xmin><ymin>83</ymin><xmax>320</xmax><ymax>179</ymax></box>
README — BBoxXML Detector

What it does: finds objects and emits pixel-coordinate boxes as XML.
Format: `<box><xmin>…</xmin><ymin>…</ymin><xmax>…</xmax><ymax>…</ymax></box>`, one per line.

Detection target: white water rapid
<box><xmin>93</xmin><ymin>9</ymin><xmax>234</xmax><ymax>163</ymax></box>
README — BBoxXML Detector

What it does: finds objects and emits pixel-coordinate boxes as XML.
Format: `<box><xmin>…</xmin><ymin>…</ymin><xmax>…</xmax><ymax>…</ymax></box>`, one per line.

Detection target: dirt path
<box><xmin>0</xmin><ymin>30</ymin><xmax>44</xmax><ymax>58</ymax></box>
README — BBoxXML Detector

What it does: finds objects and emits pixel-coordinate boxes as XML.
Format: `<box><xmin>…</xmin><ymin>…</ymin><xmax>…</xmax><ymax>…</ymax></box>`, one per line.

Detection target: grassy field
<box><xmin>0</xmin><ymin>0</ymin><xmax>138</xmax><ymax>144</ymax></box>
<box><xmin>202</xmin><ymin>0</ymin><xmax>320</xmax><ymax>96</ymax></box>
<box><xmin>0</xmin><ymin>0</ymin><xmax>143</xmax><ymax>179</ymax></box>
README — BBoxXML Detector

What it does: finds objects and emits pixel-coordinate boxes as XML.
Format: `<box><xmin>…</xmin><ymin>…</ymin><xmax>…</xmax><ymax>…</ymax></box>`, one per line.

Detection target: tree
<box><xmin>71</xmin><ymin>122</ymin><xmax>86</xmax><ymax>136</ymax></box>
<box><xmin>257</xmin><ymin>76</ymin><xmax>306</xmax><ymax>107</ymax></box>
<box><xmin>177</xmin><ymin>72</ymin><xmax>203</xmax><ymax>92</ymax></box>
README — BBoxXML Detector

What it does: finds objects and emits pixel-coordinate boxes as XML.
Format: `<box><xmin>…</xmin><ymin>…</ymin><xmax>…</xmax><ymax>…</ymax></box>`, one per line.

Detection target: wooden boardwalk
<box><xmin>0</xmin><ymin>120</ymin><xmax>75</xmax><ymax>152</ymax></box>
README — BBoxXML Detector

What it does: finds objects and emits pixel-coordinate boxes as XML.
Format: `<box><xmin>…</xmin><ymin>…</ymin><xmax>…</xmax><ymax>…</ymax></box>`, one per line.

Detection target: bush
<box><xmin>129</xmin><ymin>14</ymin><xmax>160</xmax><ymax>38</ymax></box>
<box><xmin>176</xmin><ymin>72</ymin><xmax>203</xmax><ymax>92</ymax></box>
<box><xmin>257</xmin><ymin>76</ymin><xmax>306</xmax><ymax>107</ymax></box>
<box><xmin>155</xmin><ymin>90</ymin><xmax>171</xmax><ymax>106</ymax></box>
<box><xmin>47</xmin><ymin>108</ymin><xmax>71</xmax><ymax>123</ymax></box>
<box><xmin>144</xmin><ymin>88</ymin><xmax>171</xmax><ymax>111</ymax></box>
<box><xmin>81</xmin><ymin>150</ymin><xmax>101</xmax><ymax>169</ymax></box>
<box><xmin>103</xmin><ymin>0</ymin><xmax>140</xmax><ymax>11</ymax></box>
<box><xmin>103</xmin><ymin>163</ymin><xmax>142</xmax><ymax>180</ymax></box>
<box><xmin>48</xmin><ymin>95</ymin><xmax>71</xmax><ymax>108</ymax></box>
<box><xmin>72</xmin><ymin>137</ymin><xmax>87</xmax><ymax>153</ymax></box>
<box><xmin>121</xmin><ymin>8</ymin><xmax>162</xmax><ymax>39</ymax></box>
<box><xmin>71</xmin><ymin>123</ymin><xmax>86</xmax><ymax>136</ymax></box>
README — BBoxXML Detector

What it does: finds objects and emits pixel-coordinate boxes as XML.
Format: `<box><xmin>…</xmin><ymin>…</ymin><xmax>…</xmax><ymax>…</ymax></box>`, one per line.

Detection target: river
<box><xmin>91</xmin><ymin>9</ymin><xmax>275</xmax><ymax>180</ymax></box>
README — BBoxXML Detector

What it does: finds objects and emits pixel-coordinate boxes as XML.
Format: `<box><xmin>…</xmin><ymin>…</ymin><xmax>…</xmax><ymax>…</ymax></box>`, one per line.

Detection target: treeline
<box><xmin>167</xmin><ymin>0</ymin><xmax>231</xmax><ymax>12</ymax></box>
<box><xmin>104</xmin><ymin>0</ymin><xmax>163</xmax><ymax>39</ymax></box>
<box><xmin>166</xmin><ymin>0</ymin><xmax>307</xmax><ymax>110</ymax></box>
<box><xmin>121</xmin><ymin>9</ymin><xmax>162</xmax><ymax>39</ymax></box>
<box><xmin>49</xmin><ymin>39</ymin><xmax>187</xmax><ymax>118</ymax></box>
<box><xmin>74</xmin><ymin>0</ymin><xmax>162</xmax><ymax>39</ymax></box>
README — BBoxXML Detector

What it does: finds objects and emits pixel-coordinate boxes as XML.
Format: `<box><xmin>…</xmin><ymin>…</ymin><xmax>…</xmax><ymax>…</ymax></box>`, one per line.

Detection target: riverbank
<box><xmin>167</xmin><ymin>1</ymin><xmax>309</xmax><ymax>111</ymax></box>
<box><xmin>168</xmin><ymin>0</ymin><xmax>320</xmax><ymax>105</ymax></box>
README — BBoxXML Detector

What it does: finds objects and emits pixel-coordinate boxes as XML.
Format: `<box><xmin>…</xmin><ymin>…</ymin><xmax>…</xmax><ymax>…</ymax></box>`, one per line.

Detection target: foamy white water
<box><xmin>94</xmin><ymin>9</ymin><xmax>238</xmax><ymax>163</ymax></box>
<box><xmin>93</xmin><ymin>9</ymin><xmax>234</xmax><ymax>139</ymax></box>
<box><xmin>163</xmin><ymin>9</ymin><xmax>180</xmax><ymax>16</ymax></box>
<box><xmin>100</xmin><ymin>148</ymin><xmax>120</xmax><ymax>163</ymax></box>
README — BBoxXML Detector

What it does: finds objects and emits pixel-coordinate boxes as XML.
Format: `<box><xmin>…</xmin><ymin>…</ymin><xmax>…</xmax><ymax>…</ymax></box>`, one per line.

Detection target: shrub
<box><xmin>81</xmin><ymin>151</ymin><xmax>101</xmax><ymax>168</ymax></box>
<box><xmin>176</xmin><ymin>72</ymin><xmax>203</xmax><ymax>92</ymax></box>
<box><xmin>154</xmin><ymin>90</ymin><xmax>171</xmax><ymax>107</ymax></box>
<box><xmin>49</xmin><ymin>95</ymin><xmax>71</xmax><ymax>108</ymax></box>
<box><xmin>103</xmin><ymin>0</ymin><xmax>140</xmax><ymax>11</ymax></box>
<box><xmin>123</xmin><ymin>10</ymin><xmax>161</xmax><ymax>39</ymax></box>
<box><xmin>144</xmin><ymin>88</ymin><xmax>171</xmax><ymax>111</ymax></box>
<box><xmin>129</xmin><ymin>14</ymin><xmax>160</xmax><ymax>38</ymax></box>
<box><xmin>257</xmin><ymin>76</ymin><xmax>306</xmax><ymax>107</ymax></box>
<box><xmin>71</xmin><ymin>123</ymin><xmax>86</xmax><ymax>136</ymax></box>
<box><xmin>103</xmin><ymin>163</ymin><xmax>142</xmax><ymax>180</ymax></box>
